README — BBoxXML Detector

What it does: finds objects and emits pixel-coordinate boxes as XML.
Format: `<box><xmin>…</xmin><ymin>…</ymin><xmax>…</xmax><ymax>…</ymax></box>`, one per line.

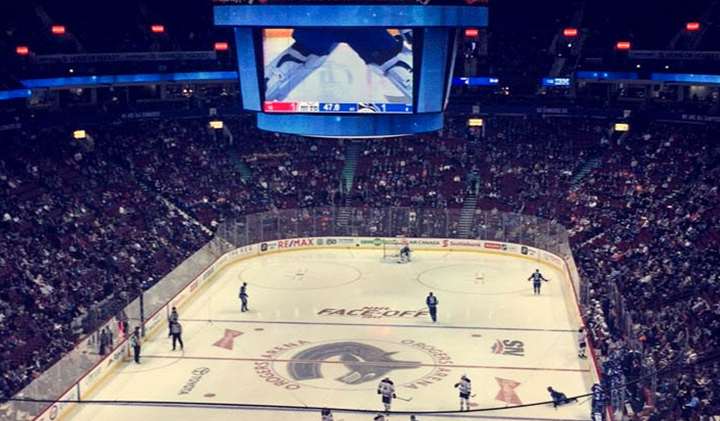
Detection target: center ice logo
<box><xmin>256</xmin><ymin>339</ymin><xmax>452</xmax><ymax>390</ymax></box>
<box><xmin>288</xmin><ymin>342</ymin><xmax>421</xmax><ymax>384</ymax></box>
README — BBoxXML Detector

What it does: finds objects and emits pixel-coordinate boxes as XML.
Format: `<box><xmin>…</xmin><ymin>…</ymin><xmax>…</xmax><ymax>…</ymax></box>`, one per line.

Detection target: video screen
<box><xmin>262</xmin><ymin>28</ymin><xmax>413</xmax><ymax>114</ymax></box>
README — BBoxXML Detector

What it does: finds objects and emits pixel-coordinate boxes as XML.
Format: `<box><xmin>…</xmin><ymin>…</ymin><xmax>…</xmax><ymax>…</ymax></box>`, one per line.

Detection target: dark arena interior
<box><xmin>1</xmin><ymin>1</ymin><xmax>719</xmax><ymax>421</ymax></box>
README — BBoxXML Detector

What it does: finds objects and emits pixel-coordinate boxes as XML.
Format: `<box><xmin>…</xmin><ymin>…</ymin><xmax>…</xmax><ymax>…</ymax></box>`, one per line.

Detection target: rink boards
<box><xmin>38</xmin><ymin>237</ymin><xmax>597</xmax><ymax>420</ymax></box>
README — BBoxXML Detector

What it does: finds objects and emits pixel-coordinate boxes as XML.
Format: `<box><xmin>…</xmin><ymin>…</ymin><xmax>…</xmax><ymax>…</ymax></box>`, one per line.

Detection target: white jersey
<box><xmin>456</xmin><ymin>378</ymin><xmax>471</xmax><ymax>394</ymax></box>
<box><xmin>578</xmin><ymin>330</ymin><xmax>587</xmax><ymax>344</ymax></box>
<box><xmin>378</xmin><ymin>379</ymin><xmax>395</xmax><ymax>398</ymax></box>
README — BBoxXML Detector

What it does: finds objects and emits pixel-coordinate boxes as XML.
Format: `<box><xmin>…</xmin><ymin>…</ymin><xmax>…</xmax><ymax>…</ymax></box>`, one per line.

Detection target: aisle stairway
<box><xmin>335</xmin><ymin>141</ymin><xmax>362</xmax><ymax>231</ymax></box>
<box><xmin>229</xmin><ymin>149</ymin><xmax>253</xmax><ymax>181</ymax></box>
<box><xmin>107</xmin><ymin>156</ymin><xmax>214</xmax><ymax>236</ymax></box>
<box><xmin>570</xmin><ymin>156</ymin><xmax>602</xmax><ymax>185</ymax></box>
<box><xmin>571</xmin><ymin>127</ymin><xmax>631</xmax><ymax>185</ymax></box>
<box><xmin>342</xmin><ymin>142</ymin><xmax>361</xmax><ymax>192</ymax></box>
<box><xmin>457</xmin><ymin>195</ymin><xmax>478</xmax><ymax>238</ymax></box>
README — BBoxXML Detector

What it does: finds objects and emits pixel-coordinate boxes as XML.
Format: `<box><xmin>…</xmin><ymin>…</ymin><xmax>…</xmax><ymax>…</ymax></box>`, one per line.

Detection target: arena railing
<box><xmin>4</xmin><ymin>206</ymin><xmax>591</xmax><ymax>421</ymax></box>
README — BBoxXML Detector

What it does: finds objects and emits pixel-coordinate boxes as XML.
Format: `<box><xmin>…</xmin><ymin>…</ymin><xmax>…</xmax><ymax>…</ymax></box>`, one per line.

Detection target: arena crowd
<box><xmin>1</xmin><ymin>116</ymin><xmax>719</xmax><ymax>420</ymax></box>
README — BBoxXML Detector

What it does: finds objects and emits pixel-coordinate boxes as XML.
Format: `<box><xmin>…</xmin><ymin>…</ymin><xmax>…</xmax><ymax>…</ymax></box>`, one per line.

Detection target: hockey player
<box><xmin>426</xmin><ymin>292</ymin><xmax>439</xmax><ymax>323</ymax></box>
<box><xmin>547</xmin><ymin>386</ymin><xmax>576</xmax><ymax>408</ymax></box>
<box><xmin>99</xmin><ymin>327</ymin><xmax>110</xmax><ymax>355</ymax></box>
<box><xmin>591</xmin><ymin>383</ymin><xmax>607</xmax><ymax>420</ymax></box>
<box><xmin>170</xmin><ymin>322</ymin><xmax>184</xmax><ymax>351</ymax></box>
<box><xmin>239</xmin><ymin>282</ymin><xmax>249</xmax><ymax>312</ymax></box>
<box><xmin>578</xmin><ymin>327</ymin><xmax>587</xmax><ymax>358</ymax></box>
<box><xmin>454</xmin><ymin>374</ymin><xmax>472</xmax><ymax>411</ymax></box>
<box><xmin>399</xmin><ymin>244</ymin><xmax>411</xmax><ymax>263</ymax></box>
<box><xmin>377</xmin><ymin>377</ymin><xmax>396</xmax><ymax>413</ymax></box>
<box><xmin>528</xmin><ymin>269</ymin><xmax>549</xmax><ymax>295</ymax></box>
<box><xmin>321</xmin><ymin>408</ymin><xmax>333</xmax><ymax>421</ymax></box>
<box><xmin>168</xmin><ymin>306</ymin><xmax>179</xmax><ymax>337</ymax></box>
<box><xmin>130</xmin><ymin>327</ymin><xmax>141</xmax><ymax>364</ymax></box>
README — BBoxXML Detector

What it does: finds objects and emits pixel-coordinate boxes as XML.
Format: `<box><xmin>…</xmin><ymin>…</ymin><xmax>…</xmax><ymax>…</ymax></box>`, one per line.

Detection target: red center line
<box><xmin>144</xmin><ymin>355</ymin><xmax>589</xmax><ymax>373</ymax></box>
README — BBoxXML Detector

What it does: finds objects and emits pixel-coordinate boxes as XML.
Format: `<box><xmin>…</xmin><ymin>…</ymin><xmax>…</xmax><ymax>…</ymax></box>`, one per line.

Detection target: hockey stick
<box><xmin>577</xmin><ymin>396</ymin><xmax>592</xmax><ymax>405</ymax></box>
<box><xmin>395</xmin><ymin>396</ymin><xmax>413</xmax><ymax>402</ymax></box>
<box><xmin>470</xmin><ymin>394</ymin><xmax>477</xmax><ymax>398</ymax></box>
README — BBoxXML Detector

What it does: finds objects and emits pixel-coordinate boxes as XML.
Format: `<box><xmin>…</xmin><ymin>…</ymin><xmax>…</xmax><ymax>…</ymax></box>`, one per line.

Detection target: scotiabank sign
<box><xmin>441</xmin><ymin>239</ymin><xmax>482</xmax><ymax>248</ymax></box>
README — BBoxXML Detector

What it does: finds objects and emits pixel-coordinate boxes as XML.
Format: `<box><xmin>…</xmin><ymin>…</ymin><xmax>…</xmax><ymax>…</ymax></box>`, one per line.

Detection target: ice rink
<box><xmin>64</xmin><ymin>248</ymin><xmax>596</xmax><ymax>421</ymax></box>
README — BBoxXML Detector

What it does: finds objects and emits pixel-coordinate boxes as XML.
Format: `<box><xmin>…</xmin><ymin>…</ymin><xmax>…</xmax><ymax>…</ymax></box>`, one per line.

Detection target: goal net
<box><xmin>382</xmin><ymin>241</ymin><xmax>401</xmax><ymax>259</ymax></box>
<box><xmin>382</xmin><ymin>238</ymin><xmax>410</xmax><ymax>262</ymax></box>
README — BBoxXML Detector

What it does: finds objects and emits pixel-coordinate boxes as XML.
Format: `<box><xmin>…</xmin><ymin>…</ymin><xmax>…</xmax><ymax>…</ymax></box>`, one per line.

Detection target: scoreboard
<box><xmin>264</xmin><ymin>102</ymin><xmax>413</xmax><ymax>114</ymax></box>
<box><xmin>214</xmin><ymin>3</ymin><xmax>487</xmax><ymax>136</ymax></box>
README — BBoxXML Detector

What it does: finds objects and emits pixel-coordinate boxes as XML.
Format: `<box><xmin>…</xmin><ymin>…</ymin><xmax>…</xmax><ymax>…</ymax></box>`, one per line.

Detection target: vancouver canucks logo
<box><xmin>255</xmin><ymin>339</ymin><xmax>453</xmax><ymax>391</ymax></box>
<box><xmin>288</xmin><ymin>342</ymin><xmax>421</xmax><ymax>384</ymax></box>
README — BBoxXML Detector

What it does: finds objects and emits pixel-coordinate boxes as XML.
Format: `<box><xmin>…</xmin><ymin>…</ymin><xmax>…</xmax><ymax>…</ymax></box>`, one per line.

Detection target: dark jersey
<box><xmin>529</xmin><ymin>272</ymin><xmax>546</xmax><ymax>283</ymax></box>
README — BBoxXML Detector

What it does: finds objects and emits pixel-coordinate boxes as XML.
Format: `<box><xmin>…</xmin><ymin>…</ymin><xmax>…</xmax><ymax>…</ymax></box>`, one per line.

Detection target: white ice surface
<box><xmin>65</xmin><ymin>249</ymin><xmax>595</xmax><ymax>421</ymax></box>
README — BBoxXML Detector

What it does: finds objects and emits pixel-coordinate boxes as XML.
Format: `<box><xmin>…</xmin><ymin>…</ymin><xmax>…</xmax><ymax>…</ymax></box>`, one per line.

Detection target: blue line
<box><xmin>178</xmin><ymin>318</ymin><xmax>576</xmax><ymax>333</ymax></box>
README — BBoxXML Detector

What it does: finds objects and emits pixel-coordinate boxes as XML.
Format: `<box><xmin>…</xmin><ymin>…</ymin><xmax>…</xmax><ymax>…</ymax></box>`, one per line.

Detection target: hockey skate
<box><xmin>372</xmin><ymin>50</ymin><xmax>413</xmax><ymax>101</ymax></box>
<box><xmin>264</xmin><ymin>44</ymin><xmax>329</xmax><ymax>101</ymax></box>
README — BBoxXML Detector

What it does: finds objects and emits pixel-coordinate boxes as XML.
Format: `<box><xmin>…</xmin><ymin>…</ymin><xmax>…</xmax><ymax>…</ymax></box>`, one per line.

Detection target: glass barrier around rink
<box><xmin>1</xmin><ymin>245</ymin><xmax>218</xmax><ymax>421</ymax></box>
<box><xmin>2</xmin><ymin>300</ymin><xmax>136</xmax><ymax>421</ymax></box>
<box><xmin>135</xmin><ymin>244</ymin><xmax>218</xmax><ymax>332</ymax></box>
<box><xmin>214</xmin><ymin>207</ymin><xmax>574</xmax><ymax>255</ymax></box>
